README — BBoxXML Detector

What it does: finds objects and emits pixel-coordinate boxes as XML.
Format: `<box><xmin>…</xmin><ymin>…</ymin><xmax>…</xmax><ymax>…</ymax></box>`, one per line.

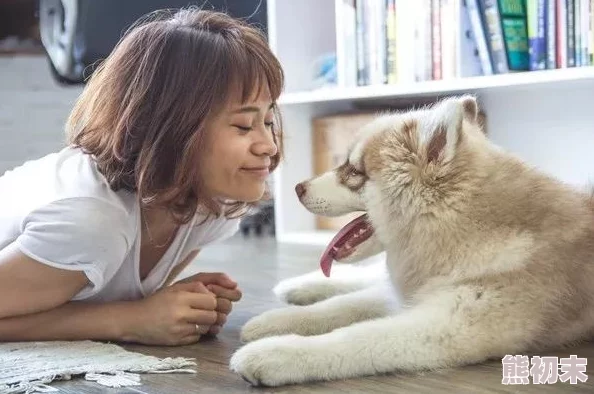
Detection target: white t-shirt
<box><xmin>0</xmin><ymin>147</ymin><xmax>239</xmax><ymax>303</ymax></box>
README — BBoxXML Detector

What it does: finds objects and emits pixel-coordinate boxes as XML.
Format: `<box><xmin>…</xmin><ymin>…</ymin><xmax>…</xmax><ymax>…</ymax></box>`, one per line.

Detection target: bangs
<box><xmin>224</xmin><ymin>32</ymin><xmax>284</xmax><ymax>104</ymax></box>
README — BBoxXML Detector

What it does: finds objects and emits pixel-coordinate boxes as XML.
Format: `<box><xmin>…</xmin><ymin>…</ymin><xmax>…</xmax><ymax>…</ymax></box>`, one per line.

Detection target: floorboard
<box><xmin>48</xmin><ymin>235</ymin><xmax>594</xmax><ymax>393</ymax></box>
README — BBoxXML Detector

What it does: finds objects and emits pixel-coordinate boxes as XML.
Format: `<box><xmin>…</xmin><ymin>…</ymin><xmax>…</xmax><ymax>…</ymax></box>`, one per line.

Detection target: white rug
<box><xmin>0</xmin><ymin>340</ymin><xmax>197</xmax><ymax>393</ymax></box>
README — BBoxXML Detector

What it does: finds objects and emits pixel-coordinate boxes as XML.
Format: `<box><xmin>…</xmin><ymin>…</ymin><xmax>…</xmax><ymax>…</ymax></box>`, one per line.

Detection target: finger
<box><xmin>184</xmin><ymin>292</ymin><xmax>217</xmax><ymax>311</ymax></box>
<box><xmin>206</xmin><ymin>325</ymin><xmax>221</xmax><ymax>336</ymax></box>
<box><xmin>174</xmin><ymin>272</ymin><xmax>205</xmax><ymax>284</ymax></box>
<box><xmin>179</xmin><ymin>322</ymin><xmax>211</xmax><ymax>336</ymax></box>
<box><xmin>207</xmin><ymin>284</ymin><xmax>242</xmax><ymax>302</ymax></box>
<box><xmin>215</xmin><ymin>311</ymin><xmax>227</xmax><ymax>326</ymax></box>
<box><xmin>215</xmin><ymin>297</ymin><xmax>232</xmax><ymax>315</ymax></box>
<box><xmin>173</xmin><ymin>280</ymin><xmax>214</xmax><ymax>295</ymax></box>
<box><xmin>193</xmin><ymin>272</ymin><xmax>237</xmax><ymax>289</ymax></box>
<box><xmin>186</xmin><ymin>309</ymin><xmax>218</xmax><ymax>326</ymax></box>
<box><xmin>195</xmin><ymin>324</ymin><xmax>211</xmax><ymax>335</ymax></box>
<box><xmin>177</xmin><ymin>334</ymin><xmax>202</xmax><ymax>346</ymax></box>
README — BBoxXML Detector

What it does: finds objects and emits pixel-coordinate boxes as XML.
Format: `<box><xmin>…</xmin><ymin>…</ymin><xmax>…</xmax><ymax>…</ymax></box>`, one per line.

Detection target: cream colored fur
<box><xmin>229</xmin><ymin>95</ymin><xmax>594</xmax><ymax>386</ymax></box>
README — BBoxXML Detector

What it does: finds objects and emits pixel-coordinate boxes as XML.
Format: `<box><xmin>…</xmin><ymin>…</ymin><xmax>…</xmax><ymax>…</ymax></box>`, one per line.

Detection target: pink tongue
<box><xmin>319</xmin><ymin>214</ymin><xmax>368</xmax><ymax>277</ymax></box>
<box><xmin>320</xmin><ymin>249</ymin><xmax>335</xmax><ymax>278</ymax></box>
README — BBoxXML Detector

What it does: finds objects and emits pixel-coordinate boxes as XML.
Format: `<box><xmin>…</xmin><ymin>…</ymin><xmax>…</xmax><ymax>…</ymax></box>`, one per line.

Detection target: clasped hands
<box><xmin>174</xmin><ymin>272</ymin><xmax>242</xmax><ymax>336</ymax></box>
<box><xmin>133</xmin><ymin>272</ymin><xmax>242</xmax><ymax>346</ymax></box>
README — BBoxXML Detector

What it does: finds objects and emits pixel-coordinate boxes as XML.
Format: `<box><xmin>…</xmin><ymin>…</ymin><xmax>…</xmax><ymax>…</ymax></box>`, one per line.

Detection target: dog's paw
<box><xmin>240</xmin><ymin>307</ymin><xmax>301</xmax><ymax>342</ymax></box>
<box><xmin>273</xmin><ymin>274</ymin><xmax>361</xmax><ymax>306</ymax></box>
<box><xmin>273</xmin><ymin>280</ymin><xmax>335</xmax><ymax>306</ymax></box>
<box><xmin>230</xmin><ymin>335</ymin><xmax>320</xmax><ymax>387</ymax></box>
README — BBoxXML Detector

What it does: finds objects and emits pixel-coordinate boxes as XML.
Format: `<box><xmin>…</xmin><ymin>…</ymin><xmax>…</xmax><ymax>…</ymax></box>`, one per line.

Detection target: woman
<box><xmin>0</xmin><ymin>8</ymin><xmax>284</xmax><ymax>346</ymax></box>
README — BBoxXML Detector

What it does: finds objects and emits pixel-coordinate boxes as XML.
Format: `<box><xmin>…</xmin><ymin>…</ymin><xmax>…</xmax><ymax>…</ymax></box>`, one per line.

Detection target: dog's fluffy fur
<box><xmin>229</xmin><ymin>95</ymin><xmax>594</xmax><ymax>386</ymax></box>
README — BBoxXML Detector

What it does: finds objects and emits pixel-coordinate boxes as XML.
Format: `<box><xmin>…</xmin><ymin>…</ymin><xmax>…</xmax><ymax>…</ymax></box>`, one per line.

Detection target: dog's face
<box><xmin>296</xmin><ymin>95</ymin><xmax>485</xmax><ymax>276</ymax></box>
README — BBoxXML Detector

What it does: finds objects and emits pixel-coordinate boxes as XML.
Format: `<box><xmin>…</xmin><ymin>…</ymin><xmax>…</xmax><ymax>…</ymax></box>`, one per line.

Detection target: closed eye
<box><xmin>233</xmin><ymin>121</ymin><xmax>274</xmax><ymax>133</ymax></box>
<box><xmin>337</xmin><ymin>161</ymin><xmax>368</xmax><ymax>192</ymax></box>
<box><xmin>234</xmin><ymin>125</ymin><xmax>252</xmax><ymax>132</ymax></box>
<box><xmin>338</xmin><ymin>161</ymin><xmax>366</xmax><ymax>179</ymax></box>
<box><xmin>348</xmin><ymin>164</ymin><xmax>365</xmax><ymax>177</ymax></box>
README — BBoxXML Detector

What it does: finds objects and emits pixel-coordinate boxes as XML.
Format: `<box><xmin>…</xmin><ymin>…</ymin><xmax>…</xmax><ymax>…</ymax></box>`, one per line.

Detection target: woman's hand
<box><xmin>125</xmin><ymin>281</ymin><xmax>218</xmax><ymax>346</ymax></box>
<box><xmin>175</xmin><ymin>272</ymin><xmax>242</xmax><ymax>335</ymax></box>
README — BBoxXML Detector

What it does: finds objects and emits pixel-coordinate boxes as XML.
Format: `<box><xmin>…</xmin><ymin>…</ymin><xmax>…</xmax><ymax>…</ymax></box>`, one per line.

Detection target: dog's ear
<box><xmin>460</xmin><ymin>95</ymin><xmax>478</xmax><ymax>123</ymax></box>
<box><xmin>426</xmin><ymin>95</ymin><xmax>477</xmax><ymax>163</ymax></box>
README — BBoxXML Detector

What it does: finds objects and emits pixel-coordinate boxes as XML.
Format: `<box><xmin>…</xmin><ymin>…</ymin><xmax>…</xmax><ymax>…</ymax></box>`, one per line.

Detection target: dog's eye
<box><xmin>349</xmin><ymin>167</ymin><xmax>364</xmax><ymax>176</ymax></box>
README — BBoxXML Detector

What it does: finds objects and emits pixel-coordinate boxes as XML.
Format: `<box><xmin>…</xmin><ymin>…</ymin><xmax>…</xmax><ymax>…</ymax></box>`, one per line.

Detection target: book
<box><xmin>498</xmin><ymin>0</ymin><xmax>530</xmax><ymax>70</ymax></box>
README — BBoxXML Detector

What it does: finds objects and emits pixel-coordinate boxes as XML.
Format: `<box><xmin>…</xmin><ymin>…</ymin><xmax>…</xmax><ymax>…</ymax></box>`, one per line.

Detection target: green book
<box><xmin>498</xmin><ymin>0</ymin><xmax>530</xmax><ymax>70</ymax></box>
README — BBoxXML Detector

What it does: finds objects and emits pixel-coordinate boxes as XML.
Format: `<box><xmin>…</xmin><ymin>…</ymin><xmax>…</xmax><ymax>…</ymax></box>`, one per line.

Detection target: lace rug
<box><xmin>0</xmin><ymin>340</ymin><xmax>197</xmax><ymax>393</ymax></box>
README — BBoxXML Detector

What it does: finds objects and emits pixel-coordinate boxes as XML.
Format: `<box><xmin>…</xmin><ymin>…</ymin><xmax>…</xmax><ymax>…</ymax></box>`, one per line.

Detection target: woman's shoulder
<box><xmin>1</xmin><ymin>146</ymin><xmax>138</xmax><ymax>217</ymax></box>
<box><xmin>54</xmin><ymin>147</ymin><xmax>137</xmax><ymax>210</ymax></box>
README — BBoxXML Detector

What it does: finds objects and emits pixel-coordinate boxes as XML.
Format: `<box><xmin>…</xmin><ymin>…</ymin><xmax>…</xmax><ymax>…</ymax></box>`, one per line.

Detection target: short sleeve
<box><xmin>14</xmin><ymin>198</ymin><xmax>132</xmax><ymax>300</ymax></box>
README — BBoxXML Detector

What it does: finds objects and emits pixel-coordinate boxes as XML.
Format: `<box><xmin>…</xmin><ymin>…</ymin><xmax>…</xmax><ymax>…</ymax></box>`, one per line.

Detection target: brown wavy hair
<box><xmin>66</xmin><ymin>8</ymin><xmax>284</xmax><ymax>224</ymax></box>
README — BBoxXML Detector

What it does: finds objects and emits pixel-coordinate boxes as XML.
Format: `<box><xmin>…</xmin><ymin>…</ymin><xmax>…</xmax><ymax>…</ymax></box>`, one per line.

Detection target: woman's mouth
<box><xmin>241</xmin><ymin>167</ymin><xmax>270</xmax><ymax>177</ymax></box>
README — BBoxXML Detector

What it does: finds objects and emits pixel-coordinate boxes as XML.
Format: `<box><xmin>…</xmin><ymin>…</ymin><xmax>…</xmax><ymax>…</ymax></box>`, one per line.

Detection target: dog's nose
<box><xmin>295</xmin><ymin>182</ymin><xmax>307</xmax><ymax>199</ymax></box>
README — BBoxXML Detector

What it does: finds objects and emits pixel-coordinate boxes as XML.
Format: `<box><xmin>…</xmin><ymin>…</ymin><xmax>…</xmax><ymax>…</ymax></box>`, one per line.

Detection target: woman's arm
<box><xmin>0</xmin><ymin>299</ymin><xmax>136</xmax><ymax>342</ymax></box>
<box><xmin>0</xmin><ymin>242</ymin><xmax>89</xmax><ymax>319</ymax></box>
<box><xmin>0</xmin><ymin>241</ymin><xmax>135</xmax><ymax>341</ymax></box>
<box><xmin>0</xmin><ymin>283</ymin><xmax>218</xmax><ymax>345</ymax></box>
<box><xmin>0</xmin><ymin>243</ymin><xmax>218</xmax><ymax>344</ymax></box>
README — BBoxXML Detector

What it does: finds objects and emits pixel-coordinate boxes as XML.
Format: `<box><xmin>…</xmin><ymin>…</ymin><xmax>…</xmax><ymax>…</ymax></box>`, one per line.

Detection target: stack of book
<box><xmin>336</xmin><ymin>0</ymin><xmax>594</xmax><ymax>87</ymax></box>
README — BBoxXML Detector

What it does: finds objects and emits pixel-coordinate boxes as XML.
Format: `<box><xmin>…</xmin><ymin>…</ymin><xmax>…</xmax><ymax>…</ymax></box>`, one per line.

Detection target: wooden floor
<box><xmin>51</xmin><ymin>234</ymin><xmax>594</xmax><ymax>393</ymax></box>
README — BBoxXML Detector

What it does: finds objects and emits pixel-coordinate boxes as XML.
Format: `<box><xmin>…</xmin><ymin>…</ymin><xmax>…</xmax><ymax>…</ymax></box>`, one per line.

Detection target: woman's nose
<box><xmin>252</xmin><ymin>129</ymin><xmax>278</xmax><ymax>157</ymax></box>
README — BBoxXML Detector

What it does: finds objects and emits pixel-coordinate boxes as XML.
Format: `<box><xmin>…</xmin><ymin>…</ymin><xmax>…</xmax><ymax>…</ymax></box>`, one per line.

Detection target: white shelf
<box><xmin>279</xmin><ymin>66</ymin><xmax>594</xmax><ymax>105</ymax></box>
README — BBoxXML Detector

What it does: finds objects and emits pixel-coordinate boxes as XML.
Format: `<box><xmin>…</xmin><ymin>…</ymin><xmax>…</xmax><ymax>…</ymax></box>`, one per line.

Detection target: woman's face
<box><xmin>199</xmin><ymin>86</ymin><xmax>278</xmax><ymax>202</ymax></box>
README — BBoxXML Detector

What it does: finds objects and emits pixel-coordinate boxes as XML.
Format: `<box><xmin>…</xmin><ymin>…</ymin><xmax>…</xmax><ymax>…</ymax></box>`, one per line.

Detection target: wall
<box><xmin>0</xmin><ymin>56</ymin><xmax>83</xmax><ymax>174</ymax></box>
<box><xmin>481</xmin><ymin>79</ymin><xmax>594</xmax><ymax>189</ymax></box>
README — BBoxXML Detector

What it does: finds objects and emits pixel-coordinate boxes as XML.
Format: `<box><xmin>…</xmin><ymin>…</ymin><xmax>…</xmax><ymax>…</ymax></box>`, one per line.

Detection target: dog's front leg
<box><xmin>240</xmin><ymin>284</ymin><xmax>397</xmax><ymax>342</ymax></box>
<box><xmin>231</xmin><ymin>286</ymin><xmax>532</xmax><ymax>387</ymax></box>
<box><xmin>273</xmin><ymin>259</ymin><xmax>387</xmax><ymax>306</ymax></box>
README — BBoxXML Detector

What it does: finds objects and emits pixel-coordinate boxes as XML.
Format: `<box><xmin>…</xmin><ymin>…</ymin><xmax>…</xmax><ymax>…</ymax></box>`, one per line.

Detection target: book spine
<box><xmin>546</xmin><ymin>0</ymin><xmax>558</xmax><ymax>68</ymax></box>
<box><xmin>581</xmin><ymin>0</ymin><xmax>590</xmax><ymax>65</ymax></box>
<box><xmin>432</xmin><ymin>0</ymin><xmax>443</xmax><ymax>79</ymax></box>
<box><xmin>575</xmin><ymin>0</ymin><xmax>582</xmax><ymax>65</ymax></box>
<box><xmin>529</xmin><ymin>0</ymin><xmax>548</xmax><ymax>69</ymax></box>
<box><xmin>364</xmin><ymin>0</ymin><xmax>379</xmax><ymax>84</ymax></box>
<box><xmin>467</xmin><ymin>0</ymin><xmax>495</xmax><ymax>73</ymax></box>
<box><xmin>356</xmin><ymin>0</ymin><xmax>368</xmax><ymax>85</ymax></box>
<box><xmin>556</xmin><ymin>0</ymin><xmax>568</xmax><ymax>68</ymax></box>
<box><xmin>385</xmin><ymin>0</ymin><xmax>398</xmax><ymax>84</ymax></box>
<box><xmin>481</xmin><ymin>0</ymin><xmax>510</xmax><ymax>72</ymax></box>
<box><xmin>567</xmin><ymin>0</ymin><xmax>576</xmax><ymax>66</ymax></box>
<box><xmin>376</xmin><ymin>1</ymin><xmax>388</xmax><ymax>83</ymax></box>
<box><xmin>424</xmin><ymin>0</ymin><xmax>434</xmax><ymax>80</ymax></box>
<box><xmin>498</xmin><ymin>0</ymin><xmax>530</xmax><ymax>70</ymax></box>
<box><xmin>345</xmin><ymin>0</ymin><xmax>358</xmax><ymax>86</ymax></box>
<box><xmin>588</xmin><ymin>0</ymin><xmax>594</xmax><ymax>66</ymax></box>
<box><xmin>441</xmin><ymin>0</ymin><xmax>457</xmax><ymax>79</ymax></box>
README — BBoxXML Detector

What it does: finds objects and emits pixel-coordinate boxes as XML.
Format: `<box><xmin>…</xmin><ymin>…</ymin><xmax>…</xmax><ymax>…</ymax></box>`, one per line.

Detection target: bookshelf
<box><xmin>267</xmin><ymin>0</ymin><xmax>594</xmax><ymax>246</ymax></box>
<box><xmin>279</xmin><ymin>66</ymin><xmax>594</xmax><ymax>105</ymax></box>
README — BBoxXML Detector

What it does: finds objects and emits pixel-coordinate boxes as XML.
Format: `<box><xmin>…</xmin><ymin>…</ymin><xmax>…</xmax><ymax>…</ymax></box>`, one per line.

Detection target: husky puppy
<box><xmin>230</xmin><ymin>95</ymin><xmax>594</xmax><ymax>386</ymax></box>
